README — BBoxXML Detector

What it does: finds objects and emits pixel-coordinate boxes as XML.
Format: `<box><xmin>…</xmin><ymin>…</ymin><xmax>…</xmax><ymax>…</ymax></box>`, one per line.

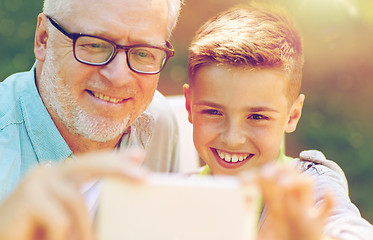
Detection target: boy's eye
<box><xmin>201</xmin><ymin>109</ymin><xmax>222</xmax><ymax>116</ymax></box>
<box><xmin>248</xmin><ymin>114</ymin><xmax>268</xmax><ymax>120</ymax></box>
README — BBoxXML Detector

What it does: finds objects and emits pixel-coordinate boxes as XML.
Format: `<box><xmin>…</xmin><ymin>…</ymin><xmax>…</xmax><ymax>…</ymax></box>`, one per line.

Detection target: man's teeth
<box><xmin>93</xmin><ymin>92</ymin><xmax>123</xmax><ymax>103</ymax></box>
<box><xmin>217</xmin><ymin>150</ymin><xmax>249</xmax><ymax>163</ymax></box>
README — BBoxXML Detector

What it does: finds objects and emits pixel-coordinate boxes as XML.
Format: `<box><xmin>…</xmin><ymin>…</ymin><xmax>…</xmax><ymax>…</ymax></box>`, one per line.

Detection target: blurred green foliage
<box><xmin>0</xmin><ymin>0</ymin><xmax>42</xmax><ymax>78</ymax></box>
<box><xmin>1</xmin><ymin>0</ymin><xmax>372</xmax><ymax>223</ymax></box>
<box><xmin>292</xmin><ymin>94</ymin><xmax>373</xmax><ymax>222</ymax></box>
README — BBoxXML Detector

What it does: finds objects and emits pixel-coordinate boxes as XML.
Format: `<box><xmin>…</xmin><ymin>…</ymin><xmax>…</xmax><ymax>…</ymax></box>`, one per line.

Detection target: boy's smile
<box><xmin>213</xmin><ymin>148</ymin><xmax>255</xmax><ymax>169</ymax></box>
<box><xmin>184</xmin><ymin>64</ymin><xmax>304</xmax><ymax>176</ymax></box>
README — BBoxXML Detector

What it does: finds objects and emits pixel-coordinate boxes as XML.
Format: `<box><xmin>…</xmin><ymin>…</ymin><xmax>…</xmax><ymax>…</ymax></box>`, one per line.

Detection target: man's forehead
<box><xmin>66</xmin><ymin>0</ymin><xmax>169</xmax><ymax>43</ymax></box>
<box><xmin>70</xmin><ymin>0</ymin><xmax>168</xmax><ymax>14</ymax></box>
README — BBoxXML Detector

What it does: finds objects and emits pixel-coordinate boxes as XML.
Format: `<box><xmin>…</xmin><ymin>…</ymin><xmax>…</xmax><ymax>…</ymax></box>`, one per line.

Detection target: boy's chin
<box><xmin>210</xmin><ymin>165</ymin><xmax>248</xmax><ymax>176</ymax></box>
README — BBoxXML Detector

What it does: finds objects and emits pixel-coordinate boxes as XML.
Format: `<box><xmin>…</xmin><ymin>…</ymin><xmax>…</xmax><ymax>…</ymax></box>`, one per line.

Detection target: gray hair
<box><xmin>42</xmin><ymin>0</ymin><xmax>182</xmax><ymax>38</ymax></box>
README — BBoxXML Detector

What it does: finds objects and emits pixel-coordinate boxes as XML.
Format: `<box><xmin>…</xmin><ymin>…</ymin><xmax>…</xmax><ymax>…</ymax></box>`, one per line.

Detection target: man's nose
<box><xmin>99</xmin><ymin>51</ymin><xmax>135</xmax><ymax>86</ymax></box>
<box><xmin>221</xmin><ymin>120</ymin><xmax>247</xmax><ymax>147</ymax></box>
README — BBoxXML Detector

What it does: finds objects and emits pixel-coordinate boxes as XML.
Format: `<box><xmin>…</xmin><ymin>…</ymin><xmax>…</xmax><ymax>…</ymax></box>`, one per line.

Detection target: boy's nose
<box><xmin>221</xmin><ymin>121</ymin><xmax>247</xmax><ymax>147</ymax></box>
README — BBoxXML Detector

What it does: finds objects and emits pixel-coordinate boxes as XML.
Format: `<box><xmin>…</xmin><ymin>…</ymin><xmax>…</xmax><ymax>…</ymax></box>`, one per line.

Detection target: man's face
<box><xmin>184</xmin><ymin>65</ymin><xmax>303</xmax><ymax>176</ymax></box>
<box><xmin>38</xmin><ymin>0</ymin><xmax>169</xmax><ymax>142</ymax></box>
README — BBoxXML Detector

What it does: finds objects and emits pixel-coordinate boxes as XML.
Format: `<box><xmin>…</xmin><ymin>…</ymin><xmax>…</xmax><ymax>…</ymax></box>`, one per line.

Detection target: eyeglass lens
<box><xmin>74</xmin><ymin>36</ymin><xmax>167</xmax><ymax>73</ymax></box>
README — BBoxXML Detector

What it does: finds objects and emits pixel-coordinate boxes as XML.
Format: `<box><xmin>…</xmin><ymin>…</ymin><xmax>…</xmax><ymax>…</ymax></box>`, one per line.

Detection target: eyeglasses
<box><xmin>46</xmin><ymin>15</ymin><xmax>174</xmax><ymax>75</ymax></box>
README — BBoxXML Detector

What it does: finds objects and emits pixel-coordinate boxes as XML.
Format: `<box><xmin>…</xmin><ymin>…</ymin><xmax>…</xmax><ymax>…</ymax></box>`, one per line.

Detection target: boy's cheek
<box><xmin>252</xmin><ymin>131</ymin><xmax>284</xmax><ymax>160</ymax></box>
<box><xmin>193</xmin><ymin>122</ymin><xmax>215</xmax><ymax>139</ymax></box>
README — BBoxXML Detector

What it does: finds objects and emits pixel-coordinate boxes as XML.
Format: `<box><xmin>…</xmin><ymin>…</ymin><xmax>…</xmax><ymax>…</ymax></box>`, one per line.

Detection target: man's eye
<box><xmin>202</xmin><ymin>109</ymin><xmax>221</xmax><ymax>116</ymax></box>
<box><xmin>137</xmin><ymin>51</ymin><xmax>149</xmax><ymax>58</ymax></box>
<box><xmin>81</xmin><ymin>43</ymin><xmax>107</xmax><ymax>50</ymax></box>
<box><xmin>248</xmin><ymin>114</ymin><xmax>268</xmax><ymax>120</ymax></box>
<box><xmin>133</xmin><ymin>49</ymin><xmax>154</xmax><ymax>59</ymax></box>
<box><xmin>89</xmin><ymin>43</ymin><xmax>103</xmax><ymax>48</ymax></box>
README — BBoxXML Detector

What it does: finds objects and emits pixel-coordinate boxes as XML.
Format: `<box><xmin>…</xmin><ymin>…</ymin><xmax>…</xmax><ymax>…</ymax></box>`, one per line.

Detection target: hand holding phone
<box><xmin>96</xmin><ymin>173</ymin><xmax>260</xmax><ymax>240</ymax></box>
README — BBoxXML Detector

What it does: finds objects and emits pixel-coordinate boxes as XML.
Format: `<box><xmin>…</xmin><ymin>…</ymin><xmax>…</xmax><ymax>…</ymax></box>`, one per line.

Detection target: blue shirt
<box><xmin>0</xmin><ymin>66</ymin><xmax>73</xmax><ymax>200</ymax></box>
<box><xmin>0</xmin><ymin>65</ymin><xmax>180</xmax><ymax>201</ymax></box>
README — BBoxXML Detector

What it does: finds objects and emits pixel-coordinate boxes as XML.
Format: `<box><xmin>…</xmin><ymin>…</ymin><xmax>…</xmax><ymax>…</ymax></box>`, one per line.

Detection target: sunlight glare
<box><xmin>302</xmin><ymin>0</ymin><xmax>359</xmax><ymax>17</ymax></box>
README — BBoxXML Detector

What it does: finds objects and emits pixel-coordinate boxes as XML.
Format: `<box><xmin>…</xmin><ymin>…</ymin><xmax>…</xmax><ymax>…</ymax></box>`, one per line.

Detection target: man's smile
<box><xmin>87</xmin><ymin>90</ymin><xmax>126</xmax><ymax>104</ymax></box>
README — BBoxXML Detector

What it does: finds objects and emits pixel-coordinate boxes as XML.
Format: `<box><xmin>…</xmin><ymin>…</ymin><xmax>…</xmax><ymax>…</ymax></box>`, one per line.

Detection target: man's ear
<box><xmin>285</xmin><ymin>94</ymin><xmax>305</xmax><ymax>133</ymax></box>
<box><xmin>34</xmin><ymin>13</ymin><xmax>49</xmax><ymax>62</ymax></box>
<box><xmin>183</xmin><ymin>83</ymin><xmax>193</xmax><ymax>124</ymax></box>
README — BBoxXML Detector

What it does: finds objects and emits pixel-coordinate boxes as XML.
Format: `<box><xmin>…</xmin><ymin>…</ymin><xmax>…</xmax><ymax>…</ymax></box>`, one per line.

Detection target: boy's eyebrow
<box><xmin>249</xmin><ymin>107</ymin><xmax>280</xmax><ymax>113</ymax></box>
<box><xmin>194</xmin><ymin>101</ymin><xmax>222</xmax><ymax>109</ymax></box>
<box><xmin>194</xmin><ymin>101</ymin><xmax>280</xmax><ymax>113</ymax></box>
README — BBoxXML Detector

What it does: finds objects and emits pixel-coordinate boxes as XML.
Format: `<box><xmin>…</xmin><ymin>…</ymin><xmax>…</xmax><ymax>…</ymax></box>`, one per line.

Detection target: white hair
<box><xmin>165</xmin><ymin>0</ymin><xmax>183</xmax><ymax>36</ymax></box>
<box><xmin>43</xmin><ymin>0</ymin><xmax>182</xmax><ymax>38</ymax></box>
<box><xmin>42</xmin><ymin>0</ymin><xmax>74</xmax><ymax>20</ymax></box>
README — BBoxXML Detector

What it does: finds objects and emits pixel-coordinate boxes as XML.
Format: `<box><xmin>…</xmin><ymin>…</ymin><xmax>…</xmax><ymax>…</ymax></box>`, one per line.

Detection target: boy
<box><xmin>184</xmin><ymin>6</ymin><xmax>373</xmax><ymax>240</ymax></box>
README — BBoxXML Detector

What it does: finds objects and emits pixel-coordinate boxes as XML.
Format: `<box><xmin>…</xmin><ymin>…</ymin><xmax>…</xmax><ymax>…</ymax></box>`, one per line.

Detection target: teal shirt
<box><xmin>0</xmin><ymin>66</ymin><xmax>73</xmax><ymax>200</ymax></box>
<box><xmin>0</xmin><ymin>65</ymin><xmax>180</xmax><ymax>202</ymax></box>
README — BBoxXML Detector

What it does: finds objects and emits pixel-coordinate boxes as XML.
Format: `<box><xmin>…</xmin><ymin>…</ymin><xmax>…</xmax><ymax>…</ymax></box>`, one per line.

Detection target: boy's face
<box><xmin>184</xmin><ymin>65</ymin><xmax>304</xmax><ymax>176</ymax></box>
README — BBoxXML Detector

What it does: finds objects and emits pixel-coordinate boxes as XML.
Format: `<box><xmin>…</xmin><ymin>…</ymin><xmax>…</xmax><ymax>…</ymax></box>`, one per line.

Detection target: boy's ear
<box><xmin>285</xmin><ymin>94</ymin><xmax>305</xmax><ymax>133</ymax></box>
<box><xmin>34</xmin><ymin>13</ymin><xmax>49</xmax><ymax>62</ymax></box>
<box><xmin>183</xmin><ymin>84</ymin><xmax>193</xmax><ymax>124</ymax></box>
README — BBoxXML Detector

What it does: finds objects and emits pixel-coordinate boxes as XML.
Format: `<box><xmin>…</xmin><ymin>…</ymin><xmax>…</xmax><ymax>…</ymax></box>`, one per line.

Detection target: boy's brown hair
<box><xmin>188</xmin><ymin>6</ymin><xmax>304</xmax><ymax>103</ymax></box>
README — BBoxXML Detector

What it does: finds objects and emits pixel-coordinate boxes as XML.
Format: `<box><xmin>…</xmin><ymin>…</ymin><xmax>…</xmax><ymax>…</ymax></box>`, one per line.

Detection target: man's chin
<box><xmin>70</xmin><ymin>116</ymin><xmax>130</xmax><ymax>143</ymax></box>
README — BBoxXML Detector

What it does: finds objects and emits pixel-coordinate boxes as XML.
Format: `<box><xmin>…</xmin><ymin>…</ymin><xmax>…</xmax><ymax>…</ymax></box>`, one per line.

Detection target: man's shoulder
<box><xmin>133</xmin><ymin>91</ymin><xmax>180</xmax><ymax>172</ymax></box>
<box><xmin>124</xmin><ymin>90</ymin><xmax>179</xmax><ymax>150</ymax></box>
<box><xmin>0</xmin><ymin>71</ymin><xmax>31</xmax><ymax>130</ymax></box>
<box><xmin>146</xmin><ymin>91</ymin><xmax>176</xmax><ymax>119</ymax></box>
<box><xmin>1</xmin><ymin>70</ymin><xmax>31</xmax><ymax>88</ymax></box>
<box><xmin>143</xmin><ymin>90</ymin><xmax>178</xmax><ymax>131</ymax></box>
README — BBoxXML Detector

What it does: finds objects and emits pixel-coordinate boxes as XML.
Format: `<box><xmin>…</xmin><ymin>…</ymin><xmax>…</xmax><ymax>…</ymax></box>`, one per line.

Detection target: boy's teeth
<box><xmin>93</xmin><ymin>92</ymin><xmax>123</xmax><ymax>103</ymax></box>
<box><xmin>224</xmin><ymin>154</ymin><xmax>231</xmax><ymax>162</ymax></box>
<box><xmin>216</xmin><ymin>149</ymin><xmax>249</xmax><ymax>163</ymax></box>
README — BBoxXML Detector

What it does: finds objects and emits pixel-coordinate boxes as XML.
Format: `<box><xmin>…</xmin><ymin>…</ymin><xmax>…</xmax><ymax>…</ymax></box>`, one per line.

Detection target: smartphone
<box><xmin>96</xmin><ymin>173</ymin><xmax>260</xmax><ymax>240</ymax></box>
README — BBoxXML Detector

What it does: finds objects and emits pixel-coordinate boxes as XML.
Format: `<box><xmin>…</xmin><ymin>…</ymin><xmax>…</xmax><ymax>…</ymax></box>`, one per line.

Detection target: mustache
<box><xmin>85</xmin><ymin>79</ymin><xmax>138</xmax><ymax>97</ymax></box>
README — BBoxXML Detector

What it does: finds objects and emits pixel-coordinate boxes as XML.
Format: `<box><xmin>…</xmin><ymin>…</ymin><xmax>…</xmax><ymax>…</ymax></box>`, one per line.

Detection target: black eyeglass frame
<box><xmin>46</xmin><ymin>15</ymin><xmax>175</xmax><ymax>75</ymax></box>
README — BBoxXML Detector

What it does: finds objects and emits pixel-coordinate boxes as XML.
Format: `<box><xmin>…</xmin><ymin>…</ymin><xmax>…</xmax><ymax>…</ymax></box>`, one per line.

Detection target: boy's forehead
<box><xmin>191</xmin><ymin>64</ymin><xmax>287</xmax><ymax>86</ymax></box>
<box><xmin>191</xmin><ymin>64</ymin><xmax>294</xmax><ymax>105</ymax></box>
<box><xmin>191</xmin><ymin>65</ymin><xmax>289</xmax><ymax>106</ymax></box>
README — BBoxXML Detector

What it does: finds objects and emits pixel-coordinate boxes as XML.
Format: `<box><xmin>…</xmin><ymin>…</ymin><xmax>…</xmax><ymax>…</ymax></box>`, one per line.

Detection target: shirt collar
<box><xmin>20</xmin><ymin>64</ymin><xmax>73</xmax><ymax>164</ymax></box>
<box><xmin>119</xmin><ymin>108</ymin><xmax>154</xmax><ymax>150</ymax></box>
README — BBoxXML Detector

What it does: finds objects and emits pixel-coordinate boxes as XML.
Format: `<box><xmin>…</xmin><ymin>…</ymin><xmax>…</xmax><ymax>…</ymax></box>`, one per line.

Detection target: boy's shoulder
<box><xmin>291</xmin><ymin>150</ymin><xmax>348</xmax><ymax>193</ymax></box>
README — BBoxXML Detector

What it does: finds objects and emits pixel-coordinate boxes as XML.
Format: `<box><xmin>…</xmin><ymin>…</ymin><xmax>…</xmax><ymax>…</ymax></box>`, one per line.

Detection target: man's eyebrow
<box><xmin>81</xmin><ymin>26</ymin><xmax>167</xmax><ymax>46</ymax></box>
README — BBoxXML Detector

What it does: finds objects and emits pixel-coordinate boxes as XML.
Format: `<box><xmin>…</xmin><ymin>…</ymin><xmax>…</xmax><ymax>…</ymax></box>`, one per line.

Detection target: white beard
<box><xmin>39</xmin><ymin>49</ymin><xmax>131</xmax><ymax>142</ymax></box>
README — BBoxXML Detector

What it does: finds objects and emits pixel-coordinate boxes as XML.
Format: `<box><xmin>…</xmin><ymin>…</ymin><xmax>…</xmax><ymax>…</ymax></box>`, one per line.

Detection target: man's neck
<box><xmin>67</xmin><ymin>135</ymin><xmax>122</xmax><ymax>154</ymax></box>
<box><xmin>61</xmin><ymin>124</ymin><xmax>122</xmax><ymax>154</ymax></box>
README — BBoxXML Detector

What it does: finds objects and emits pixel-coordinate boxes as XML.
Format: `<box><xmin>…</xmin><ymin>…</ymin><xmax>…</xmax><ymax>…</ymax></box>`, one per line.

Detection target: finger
<box><xmin>47</xmin><ymin>173</ymin><xmax>94</xmax><ymax>240</ymax></box>
<box><xmin>259</xmin><ymin>164</ymin><xmax>313</xmax><ymax>204</ymax></box>
<box><xmin>120</xmin><ymin>147</ymin><xmax>146</xmax><ymax>166</ymax></box>
<box><xmin>62</xmin><ymin>151</ymin><xmax>149</xmax><ymax>185</ymax></box>
<box><xmin>282</xmin><ymin>174</ymin><xmax>314</xmax><ymax>207</ymax></box>
<box><xmin>315</xmin><ymin>191</ymin><xmax>335</xmax><ymax>222</ymax></box>
<box><xmin>21</xmin><ymin>167</ymin><xmax>93</xmax><ymax>240</ymax></box>
<box><xmin>257</xmin><ymin>164</ymin><xmax>314</xmax><ymax>220</ymax></box>
<box><xmin>24</xmin><ymin>172</ymin><xmax>72</xmax><ymax>240</ymax></box>
<box><xmin>239</xmin><ymin>170</ymin><xmax>258</xmax><ymax>186</ymax></box>
<box><xmin>257</xmin><ymin>165</ymin><xmax>288</xmax><ymax>210</ymax></box>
